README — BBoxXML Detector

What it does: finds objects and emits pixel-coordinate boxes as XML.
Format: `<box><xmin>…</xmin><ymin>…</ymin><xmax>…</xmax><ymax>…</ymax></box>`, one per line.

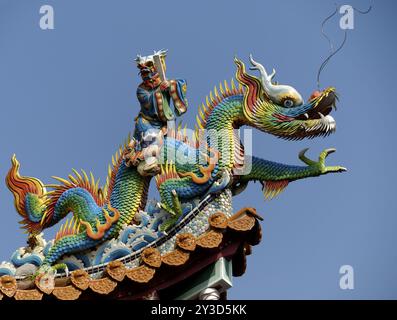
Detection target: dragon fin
<box><xmin>263</xmin><ymin>180</ymin><xmax>289</xmax><ymax>200</ymax></box>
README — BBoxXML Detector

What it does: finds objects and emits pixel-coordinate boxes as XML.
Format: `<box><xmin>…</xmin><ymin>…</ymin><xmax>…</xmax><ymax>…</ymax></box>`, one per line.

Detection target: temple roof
<box><xmin>0</xmin><ymin>208</ymin><xmax>262</xmax><ymax>300</ymax></box>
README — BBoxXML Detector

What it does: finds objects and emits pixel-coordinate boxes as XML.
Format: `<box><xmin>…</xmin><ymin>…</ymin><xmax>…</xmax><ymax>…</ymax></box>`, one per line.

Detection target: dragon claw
<box><xmin>160</xmin><ymin>216</ymin><xmax>179</xmax><ymax>232</ymax></box>
<box><xmin>324</xmin><ymin>148</ymin><xmax>336</xmax><ymax>154</ymax></box>
<box><xmin>299</xmin><ymin>148</ymin><xmax>347</xmax><ymax>176</ymax></box>
<box><xmin>32</xmin><ymin>263</ymin><xmax>68</xmax><ymax>282</ymax></box>
<box><xmin>159</xmin><ymin>203</ymin><xmax>176</xmax><ymax>216</ymax></box>
<box><xmin>319</xmin><ymin>148</ymin><xmax>336</xmax><ymax>162</ymax></box>
<box><xmin>159</xmin><ymin>190</ymin><xmax>183</xmax><ymax>231</ymax></box>
<box><xmin>298</xmin><ymin>148</ymin><xmax>315</xmax><ymax>166</ymax></box>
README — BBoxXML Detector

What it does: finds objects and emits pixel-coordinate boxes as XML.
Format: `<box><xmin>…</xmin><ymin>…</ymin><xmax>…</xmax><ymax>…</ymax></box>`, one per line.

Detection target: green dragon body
<box><xmin>6</xmin><ymin>57</ymin><xmax>345</xmax><ymax>271</ymax></box>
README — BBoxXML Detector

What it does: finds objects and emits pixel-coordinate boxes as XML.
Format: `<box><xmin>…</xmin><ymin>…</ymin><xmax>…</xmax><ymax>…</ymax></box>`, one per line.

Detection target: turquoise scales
<box><xmin>5</xmin><ymin>56</ymin><xmax>346</xmax><ymax>272</ymax></box>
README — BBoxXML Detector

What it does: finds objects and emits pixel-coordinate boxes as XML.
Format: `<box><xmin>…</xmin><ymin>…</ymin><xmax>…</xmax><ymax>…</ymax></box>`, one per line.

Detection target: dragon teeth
<box><xmin>303</xmin><ymin>114</ymin><xmax>336</xmax><ymax>134</ymax></box>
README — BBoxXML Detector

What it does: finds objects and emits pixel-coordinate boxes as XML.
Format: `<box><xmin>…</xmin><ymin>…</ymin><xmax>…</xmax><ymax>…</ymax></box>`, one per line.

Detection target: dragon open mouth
<box><xmin>292</xmin><ymin>88</ymin><xmax>338</xmax><ymax>138</ymax></box>
<box><xmin>296</xmin><ymin>89</ymin><xmax>338</xmax><ymax>121</ymax></box>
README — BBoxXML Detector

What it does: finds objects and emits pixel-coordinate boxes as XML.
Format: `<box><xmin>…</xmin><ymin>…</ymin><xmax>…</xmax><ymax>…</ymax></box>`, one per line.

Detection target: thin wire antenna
<box><xmin>321</xmin><ymin>4</ymin><xmax>338</xmax><ymax>55</ymax></box>
<box><xmin>352</xmin><ymin>5</ymin><xmax>372</xmax><ymax>14</ymax></box>
<box><xmin>317</xmin><ymin>30</ymin><xmax>347</xmax><ymax>89</ymax></box>
<box><xmin>316</xmin><ymin>4</ymin><xmax>372</xmax><ymax>89</ymax></box>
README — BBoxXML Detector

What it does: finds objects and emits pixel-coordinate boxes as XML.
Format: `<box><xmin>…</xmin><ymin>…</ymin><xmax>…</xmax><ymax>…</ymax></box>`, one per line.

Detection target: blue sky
<box><xmin>0</xmin><ymin>0</ymin><xmax>396</xmax><ymax>299</ymax></box>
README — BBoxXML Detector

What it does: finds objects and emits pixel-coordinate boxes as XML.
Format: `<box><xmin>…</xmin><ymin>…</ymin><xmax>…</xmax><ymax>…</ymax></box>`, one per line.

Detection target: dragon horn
<box><xmin>249</xmin><ymin>54</ymin><xmax>277</xmax><ymax>92</ymax></box>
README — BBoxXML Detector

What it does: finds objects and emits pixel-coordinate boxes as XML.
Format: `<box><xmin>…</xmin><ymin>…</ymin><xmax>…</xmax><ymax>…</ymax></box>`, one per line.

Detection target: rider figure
<box><xmin>127</xmin><ymin>50</ymin><xmax>188</xmax><ymax>176</ymax></box>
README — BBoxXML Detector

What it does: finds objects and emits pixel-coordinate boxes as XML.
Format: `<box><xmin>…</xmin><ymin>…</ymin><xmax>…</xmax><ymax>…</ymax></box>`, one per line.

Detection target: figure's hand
<box><xmin>299</xmin><ymin>148</ymin><xmax>347</xmax><ymax>175</ymax></box>
<box><xmin>160</xmin><ymin>80</ymin><xmax>171</xmax><ymax>91</ymax></box>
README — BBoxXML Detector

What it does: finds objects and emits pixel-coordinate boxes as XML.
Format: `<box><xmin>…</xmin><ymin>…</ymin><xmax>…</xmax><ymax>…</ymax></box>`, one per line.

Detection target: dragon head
<box><xmin>237</xmin><ymin>55</ymin><xmax>338</xmax><ymax>140</ymax></box>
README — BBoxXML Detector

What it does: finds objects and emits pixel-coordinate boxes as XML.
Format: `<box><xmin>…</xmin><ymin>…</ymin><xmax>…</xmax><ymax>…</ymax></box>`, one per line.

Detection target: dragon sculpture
<box><xmin>4</xmin><ymin>55</ymin><xmax>346</xmax><ymax>276</ymax></box>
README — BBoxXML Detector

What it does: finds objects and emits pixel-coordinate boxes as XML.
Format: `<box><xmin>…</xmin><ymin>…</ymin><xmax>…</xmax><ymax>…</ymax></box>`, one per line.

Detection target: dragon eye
<box><xmin>283</xmin><ymin>99</ymin><xmax>294</xmax><ymax>108</ymax></box>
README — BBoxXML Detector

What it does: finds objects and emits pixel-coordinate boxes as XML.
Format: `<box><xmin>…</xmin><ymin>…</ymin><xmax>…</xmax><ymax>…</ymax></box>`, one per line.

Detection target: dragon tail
<box><xmin>5</xmin><ymin>155</ymin><xmax>49</xmax><ymax>235</ymax></box>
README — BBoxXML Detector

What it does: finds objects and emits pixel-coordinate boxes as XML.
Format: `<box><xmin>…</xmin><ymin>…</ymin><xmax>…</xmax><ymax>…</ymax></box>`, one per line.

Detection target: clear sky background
<box><xmin>0</xmin><ymin>0</ymin><xmax>395</xmax><ymax>299</ymax></box>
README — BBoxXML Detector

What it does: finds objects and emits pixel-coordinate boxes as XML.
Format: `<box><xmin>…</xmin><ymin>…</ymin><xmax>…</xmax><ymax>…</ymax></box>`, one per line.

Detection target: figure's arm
<box><xmin>168</xmin><ymin>79</ymin><xmax>188</xmax><ymax>116</ymax></box>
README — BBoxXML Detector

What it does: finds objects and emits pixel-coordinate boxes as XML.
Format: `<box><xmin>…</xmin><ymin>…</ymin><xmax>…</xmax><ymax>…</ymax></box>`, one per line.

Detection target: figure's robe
<box><xmin>134</xmin><ymin>79</ymin><xmax>187</xmax><ymax>148</ymax></box>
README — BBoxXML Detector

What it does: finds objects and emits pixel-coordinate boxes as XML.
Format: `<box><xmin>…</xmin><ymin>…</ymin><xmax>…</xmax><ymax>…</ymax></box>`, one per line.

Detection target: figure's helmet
<box><xmin>135</xmin><ymin>49</ymin><xmax>167</xmax><ymax>81</ymax></box>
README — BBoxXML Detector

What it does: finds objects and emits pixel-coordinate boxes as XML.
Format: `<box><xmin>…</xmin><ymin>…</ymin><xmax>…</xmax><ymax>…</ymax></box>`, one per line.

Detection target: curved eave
<box><xmin>0</xmin><ymin>208</ymin><xmax>262</xmax><ymax>301</ymax></box>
